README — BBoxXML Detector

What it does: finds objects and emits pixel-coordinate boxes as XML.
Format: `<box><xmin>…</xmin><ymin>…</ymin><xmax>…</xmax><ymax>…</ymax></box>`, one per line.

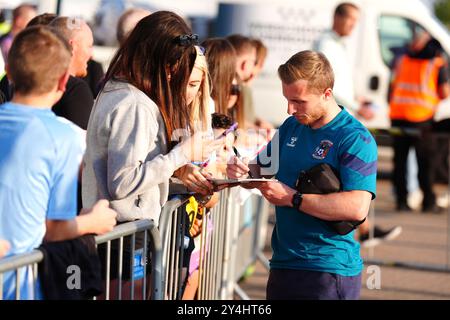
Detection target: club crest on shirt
<box><xmin>312</xmin><ymin>140</ymin><xmax>333</xmax><ymax>160</ymax></box>
<box><xmin>286</xmin><ymin>136</ymin><xmax>298</xmax><ymax>147</ymax></box>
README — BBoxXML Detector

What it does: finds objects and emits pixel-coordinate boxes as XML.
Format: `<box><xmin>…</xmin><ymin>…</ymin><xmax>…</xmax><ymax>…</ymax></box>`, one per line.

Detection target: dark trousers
<box><xmin>266</xmin><ymin>268</ymin><xmax>361</xmax><ymax>300</ymax></box>
<box><xmin>391</xmin><ymin>120</ymin><xmax>436</xmax><ymax>207</ymax></box>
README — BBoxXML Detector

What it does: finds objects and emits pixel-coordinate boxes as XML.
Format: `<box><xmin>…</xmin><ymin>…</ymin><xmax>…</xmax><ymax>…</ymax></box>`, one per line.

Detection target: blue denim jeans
<box><xmin>266</xmin><ymin>268</ymin><xmax>361</xmax><ymax>300</ymax></box>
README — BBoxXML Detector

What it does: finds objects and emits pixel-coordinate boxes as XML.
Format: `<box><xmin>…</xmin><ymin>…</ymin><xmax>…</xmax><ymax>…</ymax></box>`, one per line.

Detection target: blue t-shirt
<box><xmin>260</xmin><ymin>108</ymin><xmax>377</xmax><ymax>276</ymax></box>
<box><xmin>0</xmin><ymin>102</ymin><xmax>84</xmax><ymax>299</ymax></box>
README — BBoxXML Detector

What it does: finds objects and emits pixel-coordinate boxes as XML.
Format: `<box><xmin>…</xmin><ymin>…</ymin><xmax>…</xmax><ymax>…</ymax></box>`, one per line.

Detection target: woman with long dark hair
<box><xmin>202</xmin><ymin>38</ymin><xmax>245</xmax><ymax>127</ymax></box>
<box><xmin>82</xmin><ymin>11</ymin><xmax>220</xmax><ymax>299</ymax></box>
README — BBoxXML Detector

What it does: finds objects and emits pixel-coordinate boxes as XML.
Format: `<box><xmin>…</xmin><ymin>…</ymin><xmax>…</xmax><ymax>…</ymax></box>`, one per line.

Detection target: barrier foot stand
<box><xmin>234</xmin><ymin>283</ymin><xmax>250</xmax><ymax>300</ymax></box>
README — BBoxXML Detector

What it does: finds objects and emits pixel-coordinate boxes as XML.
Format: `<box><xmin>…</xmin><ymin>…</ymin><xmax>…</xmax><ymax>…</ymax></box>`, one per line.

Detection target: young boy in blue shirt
<box><xmin>0</xmin><ymin>26</ymin><xmax>117</xmax><ymax>300</ymax></box>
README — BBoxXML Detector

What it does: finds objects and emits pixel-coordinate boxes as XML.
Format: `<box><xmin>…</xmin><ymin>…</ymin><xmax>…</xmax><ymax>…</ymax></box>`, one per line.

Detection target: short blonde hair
<box><xmin>278</xmin><ymin>50</ymin><xmax>334</xmax><ymax>94</ymax></box>
<box><xmin>8</xmin><ymin>26</ymin><xmax>71</xmax><ymax>95</ymax></box>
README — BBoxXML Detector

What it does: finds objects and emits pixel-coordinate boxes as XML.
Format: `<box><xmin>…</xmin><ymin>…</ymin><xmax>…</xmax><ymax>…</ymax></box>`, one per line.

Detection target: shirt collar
<box><xmin>2</xmin><ymin>102</ymin><xmax>54</xmax><ymax>115</ymax></box>
<box><xmin>330</xmin><ymin>30</ymin><xmax>346</xmax><ymax>44</ymax></box>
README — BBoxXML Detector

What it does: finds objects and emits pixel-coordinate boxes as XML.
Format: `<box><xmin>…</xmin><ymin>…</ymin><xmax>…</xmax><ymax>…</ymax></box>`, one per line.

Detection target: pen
<box><xmin>216</xmin><ymin>122</ymin><xmax>238</xmax><ymax>139</ymax></box>
<box><xmin>232</xmin><ymin>146</ymin><xmax>253</xmax><ymax>178</ymax></box>
<box><xmin>200</xmin><ymin>159</ymin><xmax>210</xmax><ymax>169</ymax></box>
<box><xmin>199</xmin><ymin>124</ymin><xmax>239</xmax><ymax>170</ymax></box>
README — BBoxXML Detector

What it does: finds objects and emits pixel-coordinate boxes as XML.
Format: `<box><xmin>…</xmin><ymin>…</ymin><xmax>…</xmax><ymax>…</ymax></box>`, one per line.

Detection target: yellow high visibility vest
<box><xmin>389</xmin><ymin>55</ymin><xmax>444</xmax><ymax>122</ymax></box>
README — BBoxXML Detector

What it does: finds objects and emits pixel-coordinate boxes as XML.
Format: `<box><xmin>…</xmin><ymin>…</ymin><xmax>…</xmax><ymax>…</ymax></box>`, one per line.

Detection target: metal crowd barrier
<box><xmin>200</xmin><ymin>188</ymin><xmax>233</xmax><ymax>300</ymax></box>
<box><xmin>159</xmin><ymin>188</ymin><xmax>271</xmax><ymax>300</ymax></box>
<box><xmin>1</xmin><ymin>188</ymin><xmax>271</xmax><ymax>301</ymax></box>
<box><xmin>232</xmin><ymin>192</ymin><xmax>271</xmax><ymax>300</ymax></box>
<box><xmin>94</xmin><ymin>219</ymin><xmax>162</xmax><ymax>300</ymax></box>
<box><xmin>0</xmin><ymin>219</ymin><xmax>162</xmax><ymax>300</ymax></box>
<box><xmin>0</xmin><ymin>250</ymin><xmax>43</xmax><ymax>300</ymax></box>
<box><xmin>367</xmin><ymin>127</ymin><xmax>450</xmax><ymax>273</ymax></box>
<box><xmin>159</xmin><ymin>195</ymin><xmax>191</xmax><ymax>299</ymax></box>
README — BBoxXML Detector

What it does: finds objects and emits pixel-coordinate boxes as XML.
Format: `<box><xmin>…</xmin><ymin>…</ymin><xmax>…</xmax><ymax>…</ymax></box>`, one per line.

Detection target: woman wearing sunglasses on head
<box><xmin>82</xmin><ymin>11</ymin><xmax>222</xmax><ymax>299</ymax></box>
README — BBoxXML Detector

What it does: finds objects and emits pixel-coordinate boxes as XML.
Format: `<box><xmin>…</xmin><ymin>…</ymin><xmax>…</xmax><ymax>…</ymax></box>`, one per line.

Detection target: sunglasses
<box><xmin>230</xmin><ymin>83</ymin><xmax>241</xmax><ymax>96</ymax></box>
<box><xmin>177</xmin><ymin>34</ymin><xmax>199</xmax><ymax>46</ymax></box>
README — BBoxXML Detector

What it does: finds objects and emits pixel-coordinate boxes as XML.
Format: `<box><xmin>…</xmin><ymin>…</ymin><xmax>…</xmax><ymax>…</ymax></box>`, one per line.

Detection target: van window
<box><xmin>378</xmin><ymin>15</ymin><xmax>425</xmax><ymax>69</ymax></box>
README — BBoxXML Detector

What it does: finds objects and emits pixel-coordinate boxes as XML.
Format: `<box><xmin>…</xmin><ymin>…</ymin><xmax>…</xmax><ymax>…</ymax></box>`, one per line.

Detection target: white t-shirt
<box><xmin>313</xmin><ymin>30</ymin><xmax>358</xmax><ymax>113</ymax></box>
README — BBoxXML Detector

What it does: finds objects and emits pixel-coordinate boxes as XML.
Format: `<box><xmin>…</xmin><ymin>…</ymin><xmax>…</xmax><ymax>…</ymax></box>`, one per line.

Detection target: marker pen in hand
<box><xmin>197</xmin><ymin>125</ymin><xmax>234</xmax><ymax>170</ymax></box>
<box><xmin>200</xmin><ymin>159</ymin><xmax>210</xmax><ymax>170</ymax></box>
<box><xmin>199</xmin><ymin>123</ymin><xmax>239</xmax><ymax>171</ymax></box>
<box><xmin>232</xmin><ymin>146</ymin><xmax>253</xmax><ymax>178</ymax></box>
<box><xmin>216</xmin><ymin>122</ymin><xmax>238</xmax><ymax>139</ymax></box>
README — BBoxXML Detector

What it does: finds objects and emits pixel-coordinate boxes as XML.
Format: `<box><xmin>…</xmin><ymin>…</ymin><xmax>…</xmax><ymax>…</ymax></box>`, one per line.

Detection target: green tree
<box><xmin>435</xmin><ymin>0</ymin><xmax>450</xmax><ymax>29</ymax></box>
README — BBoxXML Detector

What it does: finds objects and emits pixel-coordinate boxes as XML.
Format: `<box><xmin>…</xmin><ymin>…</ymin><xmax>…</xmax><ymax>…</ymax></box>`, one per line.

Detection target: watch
<box><xmin>291</xmin><ymin>191</ymin><xmax>303</xmax><ymax>211</ymax></box>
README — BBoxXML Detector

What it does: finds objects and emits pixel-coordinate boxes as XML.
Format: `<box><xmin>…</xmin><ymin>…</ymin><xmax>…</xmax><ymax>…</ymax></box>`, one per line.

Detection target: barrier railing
<box><xmin>94</xmin><ymin>218</ymin><xmax>162</xmax><ymax>300</ymax></box>
<box><xmin>159</xmin><ymin>188</ymin><xmax>271</xmax><ymax>300</ymax></box>
<box><xmin>1</xmin><ymin>188</ymin><xmax>272</xmax><ymax>300</ymax></box>
<box><xmin>216</xmin><ymin>189</ymin><xmax>270</xmax><ymax>300</ymax></box>
<box><xmin>0</xmin><ymin>250</ymin><xmax>43</xmax><ymax>300</ymax></box>
<box><xmin>367</xmin><ymin>127</ymin><xmax>450</xmax><ymax>273</ymax></box>
<box><xmin>0</xmin><ymin>219</ymin><xmax>162</xmax><ymax>300</ymax></box>
<box><xmin>199</xmin><ymin>188</ymin><xmax>232</xmax><ymax>300</ymax></box>
<box><xmin>159</xmin><ymin>195</ymin><xmax>191</xmax><ymax>299</ymax></box>
<box><xmin>232</xmin><ymin>192</ymin><xmax>271</xmax><ymax>299</ymax></box>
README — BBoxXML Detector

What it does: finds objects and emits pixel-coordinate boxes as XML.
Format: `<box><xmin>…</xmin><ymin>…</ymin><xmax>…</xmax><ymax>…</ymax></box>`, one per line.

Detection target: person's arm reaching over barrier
<box><xmin>43</xmin><ymin>128</ymin><xmax>118</xmax><ymax>242</ymax></box>
<box><xmin>45</xmin><ymin>200</ymin><xmax>117</xmax><ymax>242</ymax></box>
<box><xmin>106</xmin><ymin>99</ymin><xmax>221</xmax><ymax>200</ymax></box>
<box><xmin>174</xmin><ymin>162</ymin><xmax>215</xmax><ymax>195</ymax></box>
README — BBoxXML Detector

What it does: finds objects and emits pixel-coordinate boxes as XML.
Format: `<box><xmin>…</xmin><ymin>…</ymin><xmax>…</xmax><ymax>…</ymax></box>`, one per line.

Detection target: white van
<box><xmin>214</xmin><ymin>0</ymin><xmax>450</xmax><ymax>129</ymax></box>
<box><xmin>61</xmin><ymin>0</ymin><xmax>449</xmax><ymax>130</ymax></box>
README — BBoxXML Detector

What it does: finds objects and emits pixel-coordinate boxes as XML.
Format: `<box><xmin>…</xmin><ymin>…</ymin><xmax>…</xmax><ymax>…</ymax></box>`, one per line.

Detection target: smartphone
<box><xmin>215</xmin><ymin>122</ymin><xmax>238</xmax><ymax>140</ymax></box>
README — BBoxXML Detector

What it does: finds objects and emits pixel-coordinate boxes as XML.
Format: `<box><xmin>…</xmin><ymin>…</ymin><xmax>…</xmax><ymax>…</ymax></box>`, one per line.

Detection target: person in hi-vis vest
<box><xmin>389</xmin><ymin>33</ymin><xmax>450</xmax><ymax>213</ymax></box>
